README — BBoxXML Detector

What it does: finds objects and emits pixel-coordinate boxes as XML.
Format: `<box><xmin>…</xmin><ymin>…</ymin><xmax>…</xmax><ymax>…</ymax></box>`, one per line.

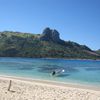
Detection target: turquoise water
<box><xmin>0</xmin><ymin>57</ymin><xmax>100</xmax><ymax>86</ymax></box>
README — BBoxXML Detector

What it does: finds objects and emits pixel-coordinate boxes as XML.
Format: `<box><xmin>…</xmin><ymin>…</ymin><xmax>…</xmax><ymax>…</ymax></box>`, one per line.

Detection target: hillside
<box><xmin>0</xmin><ymin>27</ymin><xmax>100</xmax><ymax>59</ymax></box>
<box><xmin>96</xmin><ymin>49</ymin><xmax>100</xmax><ymax>55</ymax></box>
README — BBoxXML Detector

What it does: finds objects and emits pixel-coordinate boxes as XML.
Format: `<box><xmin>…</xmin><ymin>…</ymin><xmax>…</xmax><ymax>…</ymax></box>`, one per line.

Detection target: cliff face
<box><xmin>0</xmin><ymin>28</ymin><xmax>99</xmax><ymax>59</ymax></box>
<box><xmin>40</xmin><ymin>27</ymin><xmax>61</xmax><ymax>42</ymax></box>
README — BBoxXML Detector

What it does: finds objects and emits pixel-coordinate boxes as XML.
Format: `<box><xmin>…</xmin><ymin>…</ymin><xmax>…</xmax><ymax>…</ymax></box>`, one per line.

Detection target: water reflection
<box><xmin>56</xmin><ymin>74</ymin><xmax>70</xmax><ymax>77</ymax></box>
<box><xmin>85</xmin><ymin>67</ymin><xmax>100</xmax><ymax>71</ymax></box>
<box><xmin>18</xmin><ymin>66</ymin><xmax>34</xmax><ymax>70</ymax></box>
<box><xmin>0</xmin><ymin>62</ymin><xmax>34</xmax><ymax>71</ymax></box>
<box><xmin>38</xmin><ymin>65</ymin><xmax>59</xmax><ymax>73</ymax></box>
<box><xmin>37</xmin><ymin>64</ymin><xmax>78</xmax><ymax>73</ymax></box>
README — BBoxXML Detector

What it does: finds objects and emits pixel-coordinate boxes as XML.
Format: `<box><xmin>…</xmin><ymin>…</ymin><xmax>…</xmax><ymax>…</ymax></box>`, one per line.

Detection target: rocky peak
<box><xmin>40</xmin><ymin>27</ymin><xmax>61</xmax><ymax>42</ymax></box>
<box><xmin>42</xmin><ymin>27</ymin><xmax>51</xmax><ymax>35</ymax></box>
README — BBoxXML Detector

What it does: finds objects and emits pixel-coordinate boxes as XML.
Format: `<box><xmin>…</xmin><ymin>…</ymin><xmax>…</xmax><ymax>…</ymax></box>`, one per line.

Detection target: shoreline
<box><xmin>0</xmin><ymin>56</ymin><xmax>100</xmax><ymax>61</ymax></box>
<box><xmin>0</xmin><ymin>75</ymin><xmax>100</xmax><ymax>91</ymax></box>
<box><xmin>0</xmin><ymin>75</ymin><xmax>100</xmax><ymax>100</ymax></box>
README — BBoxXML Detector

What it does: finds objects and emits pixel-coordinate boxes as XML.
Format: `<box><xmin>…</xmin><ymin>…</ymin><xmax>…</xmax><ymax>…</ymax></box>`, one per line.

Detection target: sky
<box><xmin>0</xmin><ymin>0</ymin><xmax>100</xmax><ymax>50</ymax></box>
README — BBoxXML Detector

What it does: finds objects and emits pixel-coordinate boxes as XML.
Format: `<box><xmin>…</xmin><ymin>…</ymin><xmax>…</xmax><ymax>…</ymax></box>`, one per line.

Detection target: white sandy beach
<box><xmin>0</xmin><ymin>76</ymin><xmax>100</xmax><ymax>100</ymax></box>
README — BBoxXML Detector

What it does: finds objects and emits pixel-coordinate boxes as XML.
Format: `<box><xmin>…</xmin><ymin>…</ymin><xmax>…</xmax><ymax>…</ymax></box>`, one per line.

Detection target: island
<box><xmin>0</xmin><ymin>27</ymin><xmax>100</xmax><ymax>59</ymax></box>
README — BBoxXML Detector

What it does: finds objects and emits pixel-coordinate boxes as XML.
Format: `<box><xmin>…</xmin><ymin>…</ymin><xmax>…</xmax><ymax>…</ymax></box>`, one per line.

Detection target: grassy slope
<box><xmin>0</xmin><ymin>31</ymin><xmax>99</xmax><ymax>59</ymax></box>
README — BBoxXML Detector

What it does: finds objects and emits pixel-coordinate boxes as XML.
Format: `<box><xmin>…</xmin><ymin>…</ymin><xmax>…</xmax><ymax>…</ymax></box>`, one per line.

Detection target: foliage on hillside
<box><xmin>0</xmin><ymin>29</ymin><xmax>100</xmax><ymax>59</ymax></box>
<box><xmin>96</xmin><ymin>49</ymin><xmax>100</xmax><ymax>55</ymax></box>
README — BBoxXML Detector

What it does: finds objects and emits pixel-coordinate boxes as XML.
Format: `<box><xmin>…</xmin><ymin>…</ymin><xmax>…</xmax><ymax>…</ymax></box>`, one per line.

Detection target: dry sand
<box><xmin>0</xmin><ymin>76</ymin><xmax>100</xmax><ymax>100</ymax></box>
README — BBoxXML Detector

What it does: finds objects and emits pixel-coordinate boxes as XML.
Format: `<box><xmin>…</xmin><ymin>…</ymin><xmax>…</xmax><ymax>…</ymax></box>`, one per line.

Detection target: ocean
<box><xmin>0</xmin><ymin>57</ymin><xmax>100</xmax><ymax>87</ymax></box>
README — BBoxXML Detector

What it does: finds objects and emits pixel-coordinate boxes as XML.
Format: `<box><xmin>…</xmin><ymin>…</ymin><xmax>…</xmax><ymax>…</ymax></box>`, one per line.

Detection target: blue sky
<box><xmin>0</xmin><ymin>0</ymin><xmax>100</xmax><ymax>50</ymax></box>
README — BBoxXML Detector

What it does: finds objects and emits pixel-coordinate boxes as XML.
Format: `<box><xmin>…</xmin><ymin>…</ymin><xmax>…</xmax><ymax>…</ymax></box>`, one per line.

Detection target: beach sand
<box><xmin>0</xmin><ymin>76</ymin><xmax>100</xmax><ymax>100</ymax></box>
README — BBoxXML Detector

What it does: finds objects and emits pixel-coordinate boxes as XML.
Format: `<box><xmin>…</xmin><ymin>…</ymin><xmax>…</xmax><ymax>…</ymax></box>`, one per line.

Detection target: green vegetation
<box><xmin>96</xmin><ymin>49</ymin><xmax>100</xmax><ymax>55</ymax></box>
<box><xmin>0</xmin><ymin>28</ymin><xmax>100</xmax><ymax>59</ymax></box>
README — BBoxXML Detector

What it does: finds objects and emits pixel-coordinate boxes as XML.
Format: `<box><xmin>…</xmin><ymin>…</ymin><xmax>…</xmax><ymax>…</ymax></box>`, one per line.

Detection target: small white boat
<box><xmin>51</xmin><ymin>69</ymin><xmax>65</xmax><ymax>76</ymax></box>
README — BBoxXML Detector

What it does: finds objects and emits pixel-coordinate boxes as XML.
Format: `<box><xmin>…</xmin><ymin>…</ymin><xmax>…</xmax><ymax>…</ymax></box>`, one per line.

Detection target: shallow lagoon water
<box><xmin>0</xmin><ymin>57</ymin><xmax>100</xmax><ymax>86</ymax></box>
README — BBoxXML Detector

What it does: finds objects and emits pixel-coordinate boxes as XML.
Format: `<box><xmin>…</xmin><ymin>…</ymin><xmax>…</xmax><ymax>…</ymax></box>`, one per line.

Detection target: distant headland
<box><xmin>0</xmin><ymin>27</ymin><xmax>100</xmax><ymax>59</ymax></box>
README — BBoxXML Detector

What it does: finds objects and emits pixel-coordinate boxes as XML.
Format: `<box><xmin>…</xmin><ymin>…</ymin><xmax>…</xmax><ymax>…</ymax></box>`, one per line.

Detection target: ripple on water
<box><xmin>37</xmin><ymin>64</ymin><xmax>79</xmax><ymax>74</ymax></box>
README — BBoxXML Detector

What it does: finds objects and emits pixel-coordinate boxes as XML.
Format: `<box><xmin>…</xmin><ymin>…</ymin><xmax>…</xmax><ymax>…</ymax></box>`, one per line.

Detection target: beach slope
<box><xmin>0</xmin><ymin>76</ymin><xmax>100</xmax><ymax>100</ymax></box>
